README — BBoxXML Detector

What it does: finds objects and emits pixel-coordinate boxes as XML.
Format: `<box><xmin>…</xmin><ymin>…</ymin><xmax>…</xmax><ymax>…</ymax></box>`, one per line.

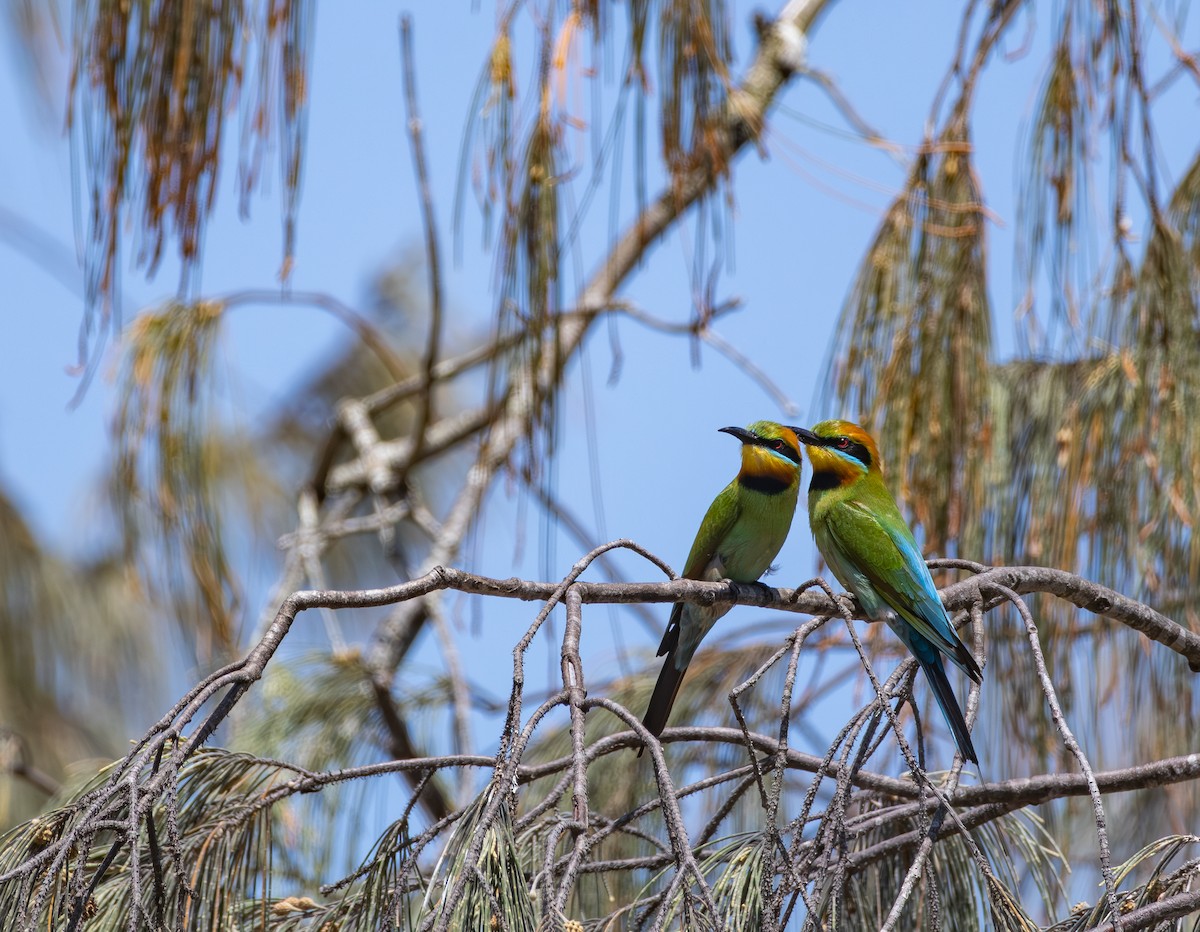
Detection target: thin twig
<box><xmin>7</xmin><ymin>553</ymin><xmax>1198</xmax><ymax>929</ymax></box>
<box><xmin>551</xmin><ymin>585</ymin><xmax>591</xmax><ymax>914</ymax></box>
<box><xmin>363</xmin><ymin>0</ymin><xmax>836</xmax><ymax>694</ymax></box>
<box><xmin>0</xmin><ymin>731</ymin><xmax>60</xmax><ymax>798</ymax></box>
<box><xmin>993</xmin><ymin>582</ymin><xmax>1122</xmax><ymax>928</ymax></box>
<box><xmin>426</xmin><ymin>597</ymin><xmax>475</xmax><ymax>809</ymax></box>
<box><xmin>398</xmin><ymin>16</ymin><xmax>444</xmax><ymax>463</ymax></box>
<box><xmin>218</xmin><ymin>288</ymin><xmax>409</xmax><ymax>380</ymax></box>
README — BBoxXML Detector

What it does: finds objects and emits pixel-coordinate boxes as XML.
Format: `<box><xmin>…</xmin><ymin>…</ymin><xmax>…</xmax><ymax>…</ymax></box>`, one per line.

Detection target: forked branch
<box><xmin>1</xmin><ymin>549</ymin><xmax>1195</xmax><ymax>930</ymax></box>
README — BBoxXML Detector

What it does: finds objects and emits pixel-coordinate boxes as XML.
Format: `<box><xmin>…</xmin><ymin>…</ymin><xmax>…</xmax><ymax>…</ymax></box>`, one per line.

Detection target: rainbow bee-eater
<box><xmin>795</xmin><ymin>420</ymin><xmax>982</xmax><ymax>764</ymax></box>
<box><xmin>640</xmin><ymin>421</ymin><xmax>803</xmax><ymax>754</ymax></box>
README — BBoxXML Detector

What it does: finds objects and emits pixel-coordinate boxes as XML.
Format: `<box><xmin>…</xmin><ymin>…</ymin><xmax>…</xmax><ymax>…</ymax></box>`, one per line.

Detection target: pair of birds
<box><xmin>641</xmin><ymin>419</ymin><xmax>982</xmax><ymax>764</ymax></box>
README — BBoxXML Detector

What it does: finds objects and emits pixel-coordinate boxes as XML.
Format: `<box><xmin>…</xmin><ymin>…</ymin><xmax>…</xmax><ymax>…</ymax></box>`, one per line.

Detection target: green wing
<box><xmin>680</xmin><ymin>479</ymin><xmax>741</xmax><ymax>580</ymax></box>
<box><xmin>822</xmin><ymin>497</ymin><xmax>974</xmax><ymax>671</ymax></box>
<box><xmin>643</xmin><ymin>480</ymin><xmax>747</xmax><ymax>741</ymax></box>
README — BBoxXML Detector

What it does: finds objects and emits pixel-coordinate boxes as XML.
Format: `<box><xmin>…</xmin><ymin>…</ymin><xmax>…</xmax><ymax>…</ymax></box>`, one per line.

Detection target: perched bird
<box><xmin>795</xmin><ymin>420</ymin><xmax>982</xmax><ymax>764</ymax></box>
<box><xmin>640</xmin><ymin>421</ymin><xmax>803</xmax><ymax>755</ymax></box>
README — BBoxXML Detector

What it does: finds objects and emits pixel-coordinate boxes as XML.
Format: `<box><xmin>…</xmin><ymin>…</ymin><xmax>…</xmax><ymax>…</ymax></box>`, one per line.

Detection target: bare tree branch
<box><xmin>4</xmin><ymin>546</ymin><xmax>1197</xmax><ymax>931</ymax></box>
<box><xmin>360</xmin><ymin>0</ymin><xmax>834</xmax><ymax>687</ymax></box>
<box><xmin>398</xmin><ymin>15</ymin><xmax>444</xmax><ymax>464</ymax></box>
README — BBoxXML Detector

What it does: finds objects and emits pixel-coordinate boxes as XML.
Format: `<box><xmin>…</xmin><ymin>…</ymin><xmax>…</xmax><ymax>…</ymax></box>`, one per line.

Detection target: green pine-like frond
<box><xmin>1043</xmin><ymin>834</ymin><xmax>1200</xmax><ymax>930</ymax></box>
<box><xmin>654</xmin><ymin>832</ymin><xmax>767</xmax><ymax>930</ymax></box>
<box><xmin>818</xmin><ymin>805</ymin><xmax>1051</xmax><ymax>930</ymax></box>
<box><xmin>112</xmin><ymin>300</ymin><xmax>244</xmax><ymax>661</ymax></box>
<box><xmin>420</xmin><ymin>785</ymin><xmax>540</xmax><ymax>931</ymax></box>
<box><xmin>69</xmin><ymin>0</ymin><xmax>314</xmax><ymax>362</ymax></box>
<box><xmin>231</xmin><ymin>651</ymin><xmax>390</xmax><ymax>885</ymax></box>
<box><xmin>0</xmin><ymin>748</ymin><xmax>300</xmax><ymax>930</ymax></box>
<box><xmin>285</xmin><ymin>817</ymin><xmax>425</xmax><ymax>931</ymax></box>
<box><xmin>0</xmin><ymin>490</ymin><xmax>167</xmax><ymax>829</ymax></box>
<box><xmin>824</xmin><ymin>118</ymin><xmax>992</xmax><ymax>557</ymax></box>
<box><xmin>1017</xmin><ymin>24</ymin><xmax>1093</xmax><ymax>345</ymax></box>
<box><xmin>659</xmin><ymin>0</ymin><xmax>731</xmax><ymax>179</ymax></box>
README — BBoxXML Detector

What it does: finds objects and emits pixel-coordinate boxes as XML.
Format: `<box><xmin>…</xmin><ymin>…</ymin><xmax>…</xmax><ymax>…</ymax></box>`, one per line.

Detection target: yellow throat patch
<box><xmin>739</xmin><ymin>434</ymin><xmax>801</xmax><ymax>488</ymax></box>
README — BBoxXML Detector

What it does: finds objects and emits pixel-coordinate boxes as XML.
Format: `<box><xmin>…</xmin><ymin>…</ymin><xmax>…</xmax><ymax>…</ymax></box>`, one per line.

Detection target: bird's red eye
<box><xmin>771</xmin><ymin>439</ymin><xmax>783</xmax><ymax>450</ymax></box>
<box><xmin>836</xmin><ymin>437</ymin><xmax>850</xmax><ymax>450</ymax></box>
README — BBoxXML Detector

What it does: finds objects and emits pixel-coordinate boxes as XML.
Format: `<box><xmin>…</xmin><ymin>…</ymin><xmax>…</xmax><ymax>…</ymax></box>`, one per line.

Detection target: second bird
<box><xmin>640</xmin><ymin>421</ymin><xmax>803</xmax><ymax>754</ymax></box>
<box><xmin>795</xmin><ymin>420</ymin><xmax>983</xmax><ymax>764</ymax></box>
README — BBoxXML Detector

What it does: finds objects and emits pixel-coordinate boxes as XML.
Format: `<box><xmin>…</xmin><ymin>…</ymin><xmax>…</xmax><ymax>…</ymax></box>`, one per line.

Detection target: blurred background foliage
<box><xmin>1</xmin><ymin>0</ymin><xmax>1198</xmax><ymax>927</ymax></box>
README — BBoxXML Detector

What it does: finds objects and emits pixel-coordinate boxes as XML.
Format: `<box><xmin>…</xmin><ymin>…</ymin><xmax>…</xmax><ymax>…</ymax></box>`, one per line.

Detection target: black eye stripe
<box><xmin>830</xmin><ymin>437</ymin><xmax>871</xmax><ymax>468</ymax></box>
<box><xmin>756</xmin><ymin>434</ymin><xmax>801</xmax><ymax>464</ymax></box>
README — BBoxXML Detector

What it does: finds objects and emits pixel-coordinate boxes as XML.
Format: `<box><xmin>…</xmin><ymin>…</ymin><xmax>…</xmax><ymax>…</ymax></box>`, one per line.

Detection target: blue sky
<box><xmin>2</xmin><ymin>1</ymin><xmax>1197</xmax><ymax>866</ymax></box>
<box><xmin>0</xmin><ymin>0</ymin><xmax>1072</xmax><ymax>755</ymax></box>
<box><xmin>0</xmin><ymin>1</ymin><xmax>1037</xmax><ymax>549</ymax></box>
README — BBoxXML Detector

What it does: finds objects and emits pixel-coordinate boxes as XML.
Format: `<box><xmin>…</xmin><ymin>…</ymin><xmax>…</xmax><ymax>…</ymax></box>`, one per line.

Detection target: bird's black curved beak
<box><xmin>791</xmin><ymin>427</ymin><xmax>821</xmax><ymax>446</ymax></box>
<box><xmin>718</xmin><ymin>426</ymin><xmax>758</xmax><ymax>445</ymax></box>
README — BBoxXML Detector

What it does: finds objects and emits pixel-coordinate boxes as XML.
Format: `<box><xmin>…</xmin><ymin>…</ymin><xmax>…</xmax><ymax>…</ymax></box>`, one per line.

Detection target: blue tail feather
<box><xmin>913</xmin><ymin>637</ymin><xmax>978</xmax><ymax>764</ymax></box>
